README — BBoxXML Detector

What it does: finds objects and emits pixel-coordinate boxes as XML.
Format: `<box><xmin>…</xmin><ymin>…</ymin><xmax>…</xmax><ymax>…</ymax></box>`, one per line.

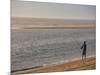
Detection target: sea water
<box><xmin>11</xmin><ymin>29</ymin><xmax>96</xmax><ymax>71</ymax></box>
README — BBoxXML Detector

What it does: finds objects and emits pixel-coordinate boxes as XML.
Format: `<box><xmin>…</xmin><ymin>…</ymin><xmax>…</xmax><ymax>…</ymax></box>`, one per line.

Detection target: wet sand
<box><xmin>12</xmin><ymin>56</ymin><xmax>96</xmax><ymax>74</ymax></box>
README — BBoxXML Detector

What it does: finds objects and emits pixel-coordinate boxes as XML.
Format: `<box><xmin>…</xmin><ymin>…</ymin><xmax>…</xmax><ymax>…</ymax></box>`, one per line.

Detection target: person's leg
<box><xmin>85</xmin><ymin>54</ymin><xmax>86</xmax><ymax>62</ymax></box>
<box><xmin>82</xmin><ymin>54</ymin><xmax>83</xmax><ymax>61</ymax></box>
<box><xmin>82</xmin><ymin>55</ymin><xmax>84</xmax><ymax>63</ymax></box>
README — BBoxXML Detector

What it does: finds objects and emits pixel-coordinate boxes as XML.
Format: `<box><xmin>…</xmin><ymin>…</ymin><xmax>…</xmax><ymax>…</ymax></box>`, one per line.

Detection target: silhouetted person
<box><xmin>80</xmin><ymin>41</ymin><xmax>87</xmax><ymax>63</ymax></box>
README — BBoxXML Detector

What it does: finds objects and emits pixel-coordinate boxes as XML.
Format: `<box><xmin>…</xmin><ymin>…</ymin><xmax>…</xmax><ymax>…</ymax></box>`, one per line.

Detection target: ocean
<box><xmin>11</xmin><ymin>28</ymin><xmax>96</xmax><ymax>71</ymax></box>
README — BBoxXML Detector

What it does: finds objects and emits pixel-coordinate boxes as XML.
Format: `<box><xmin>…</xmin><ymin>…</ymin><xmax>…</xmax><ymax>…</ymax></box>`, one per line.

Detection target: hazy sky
<box><xmin>11</xmin><ymin>0</ymin><xmax>96</xmax><ymax>20</ymax></box>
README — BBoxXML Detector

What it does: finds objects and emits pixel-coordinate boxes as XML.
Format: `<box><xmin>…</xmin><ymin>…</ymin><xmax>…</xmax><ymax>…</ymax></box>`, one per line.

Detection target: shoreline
<box><xmin>11</xmin><ymin>56</ymin><xmax>96</xmax><ymax>74</ymax></box>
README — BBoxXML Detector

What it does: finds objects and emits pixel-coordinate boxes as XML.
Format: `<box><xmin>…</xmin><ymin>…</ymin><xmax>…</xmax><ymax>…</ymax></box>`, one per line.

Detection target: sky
<box><xmin>11</xmin><ymin>0</ymin><xmax>96</xmax><ymax>20</ymax></box>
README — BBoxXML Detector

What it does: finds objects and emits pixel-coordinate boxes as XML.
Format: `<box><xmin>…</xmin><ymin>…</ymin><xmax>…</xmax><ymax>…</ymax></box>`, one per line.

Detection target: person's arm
<box><xmin>80</xmin><ymin>44</ymin><xmax>83</xmax><ymax>49</ymax></box>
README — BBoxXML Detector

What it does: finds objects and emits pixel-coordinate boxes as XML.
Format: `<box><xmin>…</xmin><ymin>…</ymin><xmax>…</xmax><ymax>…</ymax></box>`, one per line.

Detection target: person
<box><xmin>80</xmin><ymin>41</ymin><xmax>87</xmax><ymax>63</ymax></box>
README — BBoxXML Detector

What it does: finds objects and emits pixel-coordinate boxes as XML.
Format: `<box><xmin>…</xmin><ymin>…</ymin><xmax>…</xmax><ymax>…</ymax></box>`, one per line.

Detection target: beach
<box><xmin>11</xmin><ymin>56</ymin><xmax>96</xmax><ymax>74</ymax></box>
<box><xmin>11</xmin><ymin>16</ymin><xmax>96</xmax><ymax>75</ymax></box>
<box><xmin>11</xmin><ymin>17</ymin><xmax>96</xmax><ymax>75</ymax></box>
<box><xmin>11</xmin><ymin>1</ymin><xmax>96</xmax><ymax>75</ymax></box>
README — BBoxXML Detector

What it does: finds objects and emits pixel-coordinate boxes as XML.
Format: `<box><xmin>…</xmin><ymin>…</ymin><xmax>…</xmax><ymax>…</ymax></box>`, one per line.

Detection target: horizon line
<box><xmin>11</xmin><ymin>16</ymin><xmax>96</xmax><ymax>21</ymax></box>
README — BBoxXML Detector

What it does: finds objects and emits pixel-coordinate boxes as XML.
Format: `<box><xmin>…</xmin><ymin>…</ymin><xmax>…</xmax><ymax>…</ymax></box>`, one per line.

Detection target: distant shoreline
<box><xmin>11</xmin><ymin>26</ymin><xmax>96</xmax><ymax>30</ymax></box>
